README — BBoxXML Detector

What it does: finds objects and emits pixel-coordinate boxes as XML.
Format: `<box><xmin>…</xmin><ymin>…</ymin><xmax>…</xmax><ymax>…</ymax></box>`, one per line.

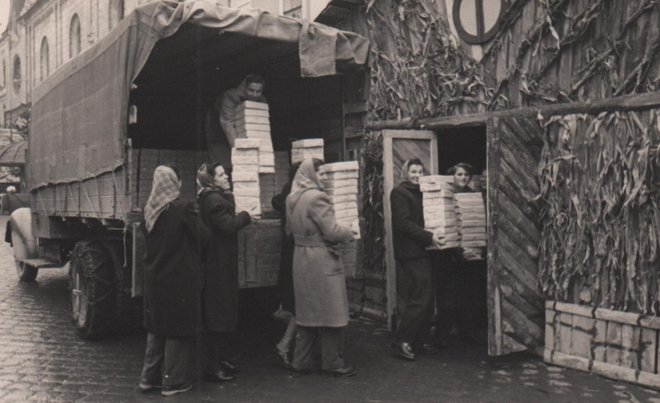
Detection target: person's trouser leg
<box><xmin>277</xmin><ymin>316</ymin><xmax>297</xmax><ymax>355</ymax></box>
<box><xmin>140</xmin><ymin>332</ymin><xmax>164</xmax><ymax>386</ymax></box>
<box><xmin>163</xmin><ymin>336</ymin><xmax>193</xmax><ymax>388</ymax></box>
<box><xmin>435</xmin><ymin>252</ymin><xmax>461</xmax><ymax>343</ymax></box>
<box><xmin>293</xmin><ymin>325</ymin><xmax>317</xmax><ymax>371</ymax></box>
<box><xmin>320</xmin><ymin>326</ymin><xmax>345</xmax><ymax>371</ymax></box>
<box><xmin>208</xmin><ymin>331</ymin><xmax>231</xmax><ymax>371</ymax></box>
<box><xmin>394</xmin><ymin>257</ymin><xmax>433</xmax><ymax>345</ymax></box>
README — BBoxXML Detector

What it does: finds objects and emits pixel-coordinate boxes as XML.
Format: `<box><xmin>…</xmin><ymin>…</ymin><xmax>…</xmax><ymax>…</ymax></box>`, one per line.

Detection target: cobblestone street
<box><xmin>1</xmin><ymin>215</ymin><xmax>660</xmax><ymax>402</ymax></box>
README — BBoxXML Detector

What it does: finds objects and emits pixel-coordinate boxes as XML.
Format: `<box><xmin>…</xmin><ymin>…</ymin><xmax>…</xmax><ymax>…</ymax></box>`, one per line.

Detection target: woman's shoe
<box><xmin>161</xmin><ymin>383</ymin><xmax>192</xmax><ymax>396</ymax></box>
<box><xmin>205</xmin><ymin>368</ymin><xmax>235</xmax><ymax>382</ymax></box>
<box><xmin>324</xmin><ymin>366</ymin><xmax>357</xmax><ymax>377</ymax></box>
<box><xmin>274</xmin><ymin>348</ymin><xmax>293</xmax><ymax>370</ymax></box>
<box><xmin>137</xmin><ymin>382</ymin><xmax>161</xmax><ymax>393</ymax></box>
<box><xmin>220</xmin><ymin>360</ymin><xmax>240</xmax><ymax>374</ymax></box>
<box><xmin>391</xmin><ymin>342</ymin><xmax>416</xmax><ymax>361</ymax></box>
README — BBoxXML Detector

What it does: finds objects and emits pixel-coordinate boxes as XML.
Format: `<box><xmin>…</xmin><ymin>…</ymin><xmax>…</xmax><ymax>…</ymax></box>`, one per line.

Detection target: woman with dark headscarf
<box><xmin>139</xmin><ymin>165</ymin><xmax>202</xmax><ymax>397</ymax></box>
<box><xmin>197</xmin><ymin>162</ymin><xmax>252</xmax><ymax>382</ymax></box>
<box><xmin>286</xmin><ymin>158</ymin><xmax>358</xmax><ymax>377</ymax></box>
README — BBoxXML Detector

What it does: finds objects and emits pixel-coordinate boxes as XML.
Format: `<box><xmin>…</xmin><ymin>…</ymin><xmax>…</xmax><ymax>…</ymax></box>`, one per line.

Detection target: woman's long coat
<box><xmin>287</xmin><ymin>188</ymin><xmax>353</xmax><ymax>327</ymax></box>
<box><xmin>198</xmin><ymin>189</ymin><xmax>251</xmax><ymax>332</ymax></box>
<box><xmin>143</xmin><ymin>199</ymin><xmax>202</xmax><ymax>337</ymax></box>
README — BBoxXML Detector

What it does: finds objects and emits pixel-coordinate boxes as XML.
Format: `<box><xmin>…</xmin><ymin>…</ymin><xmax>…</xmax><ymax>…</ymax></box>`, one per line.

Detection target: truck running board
<box><xmin>21</xmin><ymin>258</ymin><xmax>61</xmax><ymax>269</ymax></box>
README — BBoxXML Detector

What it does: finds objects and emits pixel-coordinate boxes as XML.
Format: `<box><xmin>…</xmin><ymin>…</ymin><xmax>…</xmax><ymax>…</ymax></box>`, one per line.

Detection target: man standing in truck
<box><xmin>204</xmin><ymin>74</ymin><xmax>267</xmax><ymax>166</ymax></box>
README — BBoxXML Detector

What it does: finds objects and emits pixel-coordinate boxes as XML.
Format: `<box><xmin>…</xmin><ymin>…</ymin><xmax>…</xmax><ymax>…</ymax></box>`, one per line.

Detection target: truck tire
<box><xmin>69</xmin><ymin>240</ymin><xmax>116</xmax><ymax>339</ymax></box>
<box><xmin>102</xmin><ymin>240</ymin><xmax>142</xmax><ymax>334</ymax></box>
<box><xmin>15</xmin><ymin>260</ymin><xmax>38</xmax><ymax>282</ymax></box>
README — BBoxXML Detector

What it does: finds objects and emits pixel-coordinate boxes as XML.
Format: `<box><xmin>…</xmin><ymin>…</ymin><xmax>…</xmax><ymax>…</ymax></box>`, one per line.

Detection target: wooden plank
<box><xmin>499</xmin><ymin>118</ymin><xmax>542</xmax><ymax>174</ymax></box>
<box><xmin>366</xmin><ymin>91</ymin><xmax>660</xmax><ymax>131</ymax></box>
<box><xmin>487</xmin><ymin>118</ymin><xmax>502</xmax><ymax>357</ymax></box>
<box><xmin>606</xmin><ymin>321</ymin><xmax>623</xmax><ymax>366</ymax></box>
<box><xmin>554</xmin><ymin>301</ymin><xmax>594</xmax><ymax>318</ymax></box>
<box><xmin>640</xmin><ymin>316</ymin><xmax>660</xmax><ymax>330</ymax></box>
<box><xmin>545</xmin><ymin>308</ymin><xmax>557</xmax><ymax>352</ymax></box>
<box><xmin>559</xmin><ymin>312</ymin><xmax>573</xmax><ymax>354</ymax></box>
<box><xmin>571</xmin><ymin>315</ymin><xmax>594</xmax><ymax>359</ymax></box>
<box><xmin>497</xmin><ymin>196</ymin><xmax>541</xmax><ymax>247</ymax></box>
<box><xmin>621</xmin><ymin>324</ymin><xmax>639</xmax><ymax>370</ymax></box>
<box><xmin>496</xmin><ymin>242</ymin><xmax>542</xmax><ymax>304</ymax></box>
<box><xmin>594</xmin><ymin>318</ymin><xmax>607</xmax><ymax>362</ymax></box>
<box><xmin>501</xmin><ymin>297</ymin><xmax>544</xmax><ymax>348</ymax></box>
<box><xmin>495</xmin><ymin>36</ymin><xmax>509</xmax><ymax>83</ymax></box>
<box><xmin>595</xmin><ymin>308</ymin><xmax>641</xmax><ymax>326</ymax></box>
<box><xmin>592</xmin><ymin>360</ymin><xmax>660</xmax><ymax>389</ymax></box>
<box><xmin>547</xmin><ymin>350</ymin><xmax>591</xmax><ymax>372</ymax></box>
<box><xmin>640</xmin><ymin>328</ymin><xmax>657</xmax><ymax>373</ymax></box>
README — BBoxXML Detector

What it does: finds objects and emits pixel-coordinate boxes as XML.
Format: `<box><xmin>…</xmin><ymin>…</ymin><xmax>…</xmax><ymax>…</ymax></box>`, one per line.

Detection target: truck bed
<box><xmin>31</xmin><ymin>148</ymin><xmax>291</xmax><ymax>222</ymax></box>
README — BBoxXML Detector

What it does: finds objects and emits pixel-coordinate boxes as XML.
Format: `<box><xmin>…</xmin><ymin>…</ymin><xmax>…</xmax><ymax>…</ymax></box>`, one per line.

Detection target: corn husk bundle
<box><xmin>231</xmin><ymin>138</ymin><xmax>261</xmax><ymax>217</ymax></box>
<box><xmin>454</xmin><ymin>192</ymin><xmax>487</xmax><ymax>260</ymax></box>
<box><xmin>291</xmin><ymin>139</ymin><xmax>324</xmax><ymax>164</ymax></box>
<box><xmin>420</xmin><ymin>175</ymin><xmax>460</xmax><ymax>249</ymax></box>
<box><xmin>236</xmin><ymin>101</ymin><xmax>274</xmax><ymax>173</ymax></box>
<box><xmin>535</xmin><ymin>112</ymin><xmax>660</xmax><ymax>314</ymax></box>
<box><xmin>323</xmin><ymin>161</ymin><xmax>360</xmax><ymax>239</ymax></box>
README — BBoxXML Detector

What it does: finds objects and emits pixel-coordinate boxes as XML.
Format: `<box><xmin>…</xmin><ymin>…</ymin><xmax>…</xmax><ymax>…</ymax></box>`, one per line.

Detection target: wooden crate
<box><xmin>237</xmin><ymin>219</ymin><xmax>282</xmax><ymax>288</ymax></box>
<box><xmin>130</xmin><ymin>148</ymin><xmax>207</xmax><ymax>208</ymax></box>
<box><xmin>545</xmin><ymin>301</ymin><xmax>660</xmax><ymax>389</ymax></box>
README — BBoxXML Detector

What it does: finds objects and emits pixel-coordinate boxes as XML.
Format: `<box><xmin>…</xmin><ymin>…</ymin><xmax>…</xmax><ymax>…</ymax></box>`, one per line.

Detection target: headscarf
<box><xmin>400</xmin><ymin>159</ymin><xmax>425</xmax><ymax>183</ymax></box>
<box><xmin>196</xmin><ymin>163</ymin><xmax>217</xmax><ymax>196</ymax></box>
<box><xmin>144</xmin><ymin>166</ymin><xmax>181</xmax><ymax>233</ymax></box>
<box><xmin>286</xmin><ymin>159</ymin><xmax>323</xmax><ymax>216</ymax></box>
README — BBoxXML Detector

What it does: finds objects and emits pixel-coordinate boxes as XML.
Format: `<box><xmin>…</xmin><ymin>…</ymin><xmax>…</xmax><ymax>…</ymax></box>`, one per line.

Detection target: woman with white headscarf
<box><xmin>286</xmin><ymin>158</ymin><xmax>358</xmax><ymax>377</ymax></box>
<box><xmin>139</xmin><ymin>165</ymin><xmax>203</xmax><ymax>397</ymax></box>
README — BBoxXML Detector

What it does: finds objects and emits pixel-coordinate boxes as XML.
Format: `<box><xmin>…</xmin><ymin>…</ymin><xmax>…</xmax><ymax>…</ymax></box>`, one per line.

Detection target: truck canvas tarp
<box><xmin>28</xmin><ymin>0</ymin><xmax>369</xmax><ymax>191</ymax></box>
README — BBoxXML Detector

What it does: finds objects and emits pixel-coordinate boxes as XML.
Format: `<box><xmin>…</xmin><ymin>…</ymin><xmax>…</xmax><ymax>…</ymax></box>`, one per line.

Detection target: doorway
<box><xmin>433</xmin><ymin>124</ymin><xmax>488</xmax><ymax>348</ymax></box>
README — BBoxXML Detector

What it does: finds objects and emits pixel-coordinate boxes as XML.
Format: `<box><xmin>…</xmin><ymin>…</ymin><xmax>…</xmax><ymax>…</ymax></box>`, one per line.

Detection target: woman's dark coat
<box><xmin>390</xmin><ymin>181</ymin><xmax>434</xmax><ymax>260</ymax></box>
<box><xmin>198</xmin><ymin>189</ymin><xmax>252</xmax><ymax>332</ymax></box>
<box><xmin>143</xmin><ymin>199</ymin><xmax>202</xmax><ymax>337</ymax></box>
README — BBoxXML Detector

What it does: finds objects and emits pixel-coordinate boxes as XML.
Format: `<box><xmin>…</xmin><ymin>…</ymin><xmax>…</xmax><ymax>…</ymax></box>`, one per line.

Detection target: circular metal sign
<box><xmin>453</xmin><ymin>0</ymin><xmax>504</xmax><ymax>45</ymax></box>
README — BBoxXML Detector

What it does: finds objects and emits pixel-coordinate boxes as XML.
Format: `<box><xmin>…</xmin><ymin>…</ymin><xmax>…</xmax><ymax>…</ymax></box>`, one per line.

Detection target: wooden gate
<box><xmin>382</xmin><ymin>130</ymin><xmax>438</xmax><ymax>328</ymax></box>
<box><xmin>487</xmin><ymin>116</ymin><xmax>545</xmax><ymax>356</ymax></box>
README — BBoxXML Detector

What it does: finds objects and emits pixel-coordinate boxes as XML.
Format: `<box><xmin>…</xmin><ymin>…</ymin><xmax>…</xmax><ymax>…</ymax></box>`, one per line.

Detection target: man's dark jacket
<box><xmin>390</xmin><ymin>181</ymin><xmax>434</xmax><ymax>260</ymax></box>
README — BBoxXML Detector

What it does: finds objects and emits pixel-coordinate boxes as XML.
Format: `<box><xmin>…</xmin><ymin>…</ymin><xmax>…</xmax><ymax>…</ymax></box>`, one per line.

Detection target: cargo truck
<box><xmin>9</xmin><ymin>0</ymin><xmax>369</xmax><ymax>339</ymax></box>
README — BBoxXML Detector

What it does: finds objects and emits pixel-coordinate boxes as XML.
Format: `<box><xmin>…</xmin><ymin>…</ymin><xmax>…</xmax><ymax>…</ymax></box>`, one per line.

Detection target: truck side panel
<box><xmin>32</xmin><ymin>168</ymin><xmax>130</xmax><ymax>220</ymax></box>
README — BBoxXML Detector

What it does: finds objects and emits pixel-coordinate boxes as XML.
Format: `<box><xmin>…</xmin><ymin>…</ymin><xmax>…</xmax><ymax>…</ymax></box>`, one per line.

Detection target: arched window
<box><xmin>109</xmin><ymin>0</ymin><xmax>124</xmax><ymax>30</ymax></box>
<box><xmin>69</xmin><ymin>14</ymin><xmax>81</xmax><ymax>59</ymax></box>
<box><xmin>40</xmin><ymin>37</ymin><xmax>50</xmax><ymax>82</ymax></box>
<box><xmin>12</xmin><ymin>56</ymin><xmax>21</xmax><ymax>93</ymax></box>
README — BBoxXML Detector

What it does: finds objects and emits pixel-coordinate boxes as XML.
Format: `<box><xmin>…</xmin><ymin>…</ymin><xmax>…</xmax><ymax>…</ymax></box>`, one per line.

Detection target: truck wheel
<box><xmin>69</xmin><ymin>240</ymin><xmax>116</xmax><ymax>339</ymax></box>
<box><xmin>15</xmin><ymin>260</ymin><xmax>38</xmax><ymax>282</ymax></box>
<box><xmin>102</xmin><ymin>240</ymin><xmax>141</xmax><ymax>334</ymax></box>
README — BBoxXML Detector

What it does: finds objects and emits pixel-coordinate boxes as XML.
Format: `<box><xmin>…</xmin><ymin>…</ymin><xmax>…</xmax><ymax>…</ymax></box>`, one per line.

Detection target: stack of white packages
<box><xmin>236</xmin><ymin>101</ymin><xmax>275</xmax><ymax>173</ymax></box>
<box><xmin>420</xmin><ymin>175</ymin><xmax>460</xmax><ymax>249</ymax></box>
<box><xmin>291</xmin><ymin>139</ymin><xmax>324</xmax><ymax>164</ymax></box>
<box><xmin>455</xmin><ymin>192</ymin><xmax>487</xmax><ymax>259</ymax></box>
<box><xmin>323</xmin><ymin>161</ymin><xmax>360</xmax><ymax>239</ymax></box>
<box><xmin>231</xmin><ymin>138</ymin><xmax>261</xmax><ymax>218</ymax></box>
